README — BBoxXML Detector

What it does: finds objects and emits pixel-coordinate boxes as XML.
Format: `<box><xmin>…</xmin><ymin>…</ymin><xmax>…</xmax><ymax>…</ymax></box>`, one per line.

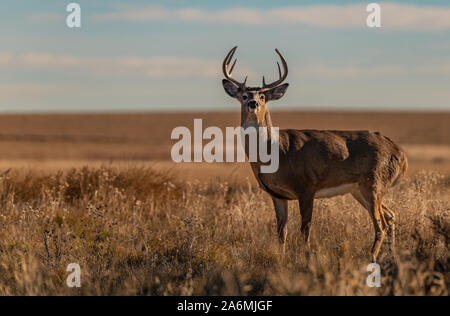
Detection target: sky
<box><xmin>0</xmin><ymin>0</ymin><xmax>449</xmax><ymax>112</ymax></box>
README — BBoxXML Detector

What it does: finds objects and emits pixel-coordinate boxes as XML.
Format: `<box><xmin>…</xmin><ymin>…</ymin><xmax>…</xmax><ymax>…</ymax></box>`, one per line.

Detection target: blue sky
<box><xmin>0</xmin><ymin>0</ymin><xmax>449</xmax><ymax>112</ymax></box>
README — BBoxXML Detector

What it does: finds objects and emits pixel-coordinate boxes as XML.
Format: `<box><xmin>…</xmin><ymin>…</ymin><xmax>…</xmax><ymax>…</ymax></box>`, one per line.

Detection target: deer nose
<box><xmin>248</xmin><ymin>100</ymin><xmax>257</xmax><ymax>109</ymax></box>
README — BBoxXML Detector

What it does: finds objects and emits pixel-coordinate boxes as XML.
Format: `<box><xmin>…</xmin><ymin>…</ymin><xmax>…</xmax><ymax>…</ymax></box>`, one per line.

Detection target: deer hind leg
<box><xmin>382</xmin><ymin>204</ymin><xmax>397</xmax><ymax>256</ymax></box>
<box><xmin>272</xmin><ymin>198</ymin><xmax>288</xmax><ymax>253</ymax></box>
<box><xmin>351</xmin><ymin>186</ymin><xmax>388</xmax><ymax>262</ymax></box>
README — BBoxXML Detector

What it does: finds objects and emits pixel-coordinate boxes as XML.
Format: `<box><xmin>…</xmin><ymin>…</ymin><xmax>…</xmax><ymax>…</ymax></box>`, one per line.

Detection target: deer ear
<box><xmin>265</xmin><ymin>83</ymin><xmax>289</xmax><ymax>101</ymax></box>
<box><xmin>222</xmin><ymin>79</ymin><xmax>239</xmax><ymax>98</ymax></box>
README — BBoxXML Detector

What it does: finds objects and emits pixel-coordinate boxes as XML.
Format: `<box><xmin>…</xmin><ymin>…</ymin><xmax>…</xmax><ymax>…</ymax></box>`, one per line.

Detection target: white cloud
<box><xmin>1</xmin><ymin>52</ymin><xmax>450</xmax><ymax>81</ymax></box>
<box><xmin>94</xmin><ymin>3</ymin><xmax>450</xmax><ymax>31</ymax></box>
<box><xmin>0</xmin><ymin>53</ymin><xmax>246</xmax><ymax>79</ymax></box>
<box><xmin>0</xmin><ymin>84</ymin><xmax>77</xmax><ymax>96</ymax></box>
<box><xmin>300</xmin><ymin>63</ymin><xmax>450</xmax><ymax>78</ymax></box>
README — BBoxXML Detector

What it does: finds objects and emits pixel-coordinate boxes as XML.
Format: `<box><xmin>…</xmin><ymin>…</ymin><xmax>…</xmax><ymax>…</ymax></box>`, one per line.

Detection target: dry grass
<box><xmin>0</xmin><ymin>166</ymin><xmax>448</xmax><ymax>296</ymax></box>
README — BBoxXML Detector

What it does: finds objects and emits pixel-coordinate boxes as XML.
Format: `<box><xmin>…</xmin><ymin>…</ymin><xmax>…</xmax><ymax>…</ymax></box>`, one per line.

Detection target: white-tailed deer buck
<box><xmin>222</xmin><ymin>46</ymin><xmax>408</xmax><ymax>262</ymax></box>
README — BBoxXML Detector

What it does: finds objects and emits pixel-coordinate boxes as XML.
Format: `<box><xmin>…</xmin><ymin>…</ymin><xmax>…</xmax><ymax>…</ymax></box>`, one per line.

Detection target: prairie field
<box><xmin>0</xmin><ymin>111</ymin><xmax>448</xmax><ymax>296</ymax></box>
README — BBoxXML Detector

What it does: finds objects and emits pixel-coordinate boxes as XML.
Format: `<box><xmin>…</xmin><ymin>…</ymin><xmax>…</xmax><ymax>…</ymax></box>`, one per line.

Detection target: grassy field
<box><xmin>0</xmin><ymin>111</ymin><xmax>448</xmax><ymax>295</ymax></box>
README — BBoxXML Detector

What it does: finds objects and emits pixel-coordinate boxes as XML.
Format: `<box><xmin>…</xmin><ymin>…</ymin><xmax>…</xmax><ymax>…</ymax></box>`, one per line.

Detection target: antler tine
<box><xmin>226</xmin><ymin>47</ymin><xmax>236</xmax><ymax>67</ymax></box>
<box><xmin>229</xmin><ymin>59</ymin><xmax>237</xmax><ymax>74</ymax></box>
<box><xmin>222</xmin><ymin>46</ymin><xmax>246</xmax><ymax>88</ymax></box>
<box><xmin>262</xmin><ymin>48</ymin><xmax>288</xmax><ymax>89</ymax></box>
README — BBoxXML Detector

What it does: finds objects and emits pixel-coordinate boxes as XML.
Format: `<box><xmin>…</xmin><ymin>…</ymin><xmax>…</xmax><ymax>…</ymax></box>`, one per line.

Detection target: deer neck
<box><xmin>241</xmin><ymin>108</ymin><xmax>274</xmax><ymax>140</ymax></box>
<box><xmin>240</xmin><ymin>108</ymin><xmax>274</xmax><ymax>168</ymax></box>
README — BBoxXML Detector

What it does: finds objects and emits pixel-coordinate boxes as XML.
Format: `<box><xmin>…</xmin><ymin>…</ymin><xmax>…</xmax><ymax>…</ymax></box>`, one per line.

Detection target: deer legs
<box><xmin>382</xmin><ymin>204</ymin><xmax>397</xmax><ymax>257</ymax></box>
<box><xmin>272</xmin><ymin>198</ymin><xmax>288</xmax><ymax>253</ymax></box>
<box><xmin>272</xmin><ymin>194</ymin><xmax>314</xmax><ymax>253</ymax></box>
<box><xmin>298</xmin><ymin>194</ymin><xmax>315</xmax><ymax>247</ymax></box>
<box><xmin>272</xmin><ymin>186</ymin><xmax>396</xmax><ymax>262</ymax></box>
<box><xmin>351</xmin><ymin>186</ymin><xmax>396</xmax><ymax>262</ymax></box>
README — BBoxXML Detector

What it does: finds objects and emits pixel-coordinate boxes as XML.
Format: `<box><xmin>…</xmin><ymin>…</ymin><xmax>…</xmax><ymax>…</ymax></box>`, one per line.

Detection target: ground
<box><xmin>0</xmin><ymin>111</ymin><xmax>448</xmax><ymax>295</ymax></box>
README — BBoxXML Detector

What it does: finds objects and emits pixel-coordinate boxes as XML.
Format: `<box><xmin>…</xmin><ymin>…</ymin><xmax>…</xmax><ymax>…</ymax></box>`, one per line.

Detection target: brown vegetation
<box><xmin>0</xmin><ymin>166</ymin><xmax>448</xmax><ymax>295</ymax></box>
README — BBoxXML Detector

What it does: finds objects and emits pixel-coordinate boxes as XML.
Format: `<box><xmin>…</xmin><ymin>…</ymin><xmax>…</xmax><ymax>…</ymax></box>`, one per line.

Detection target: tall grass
<box><xmin>0</xmin><ymin>166</ymin><xmax>448</xmax><ymax>295</ymax></box>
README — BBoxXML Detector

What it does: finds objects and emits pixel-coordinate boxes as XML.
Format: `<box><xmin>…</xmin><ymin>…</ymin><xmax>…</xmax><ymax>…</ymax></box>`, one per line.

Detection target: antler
<box><xmin>222</xmin><ymin>46</ymin><xmax>247</xmax><ymax>88</ymax></box>
<box><xmin>262</xmin><ymin>48</ymin><xmax>288</xmax><ymax>89</ymax></box>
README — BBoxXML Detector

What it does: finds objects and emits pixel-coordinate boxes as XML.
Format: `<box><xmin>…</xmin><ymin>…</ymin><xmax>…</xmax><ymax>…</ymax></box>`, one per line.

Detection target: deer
<box><xmin>221</xmin><ymin>46</ymin><xmax>408</xmax><ymax>262</ymax></box>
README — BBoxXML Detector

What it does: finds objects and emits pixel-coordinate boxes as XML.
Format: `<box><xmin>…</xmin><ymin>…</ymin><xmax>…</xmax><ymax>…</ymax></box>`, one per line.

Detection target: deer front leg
<box><xmin>272</xmin><ymin>198</ymin><xmax>288</xmax><ymax>253</ymax></box>
<box><xmin>298</xmin><ymin>193</ymin><xmax>315</xmax><ymax>247</ymax></box>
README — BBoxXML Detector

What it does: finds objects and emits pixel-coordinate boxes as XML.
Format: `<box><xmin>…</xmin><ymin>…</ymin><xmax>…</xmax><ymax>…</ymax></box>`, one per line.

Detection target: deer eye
<box><xmin>260</xmin><ymin>94</ymin><xmax>265</xmax><ymax>100</ymax></box>
<box><xmin>242</xmin><ymin>94</ymin><xmax>248</xmax><ymax>100</ymax></box>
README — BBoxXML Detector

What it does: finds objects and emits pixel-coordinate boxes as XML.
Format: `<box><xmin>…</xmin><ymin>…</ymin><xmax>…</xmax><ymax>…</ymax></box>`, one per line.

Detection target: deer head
<box><xmin>222</xmin><ymin>46</ymin><xmax>289</xmax><ymax>128</ymax></box>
